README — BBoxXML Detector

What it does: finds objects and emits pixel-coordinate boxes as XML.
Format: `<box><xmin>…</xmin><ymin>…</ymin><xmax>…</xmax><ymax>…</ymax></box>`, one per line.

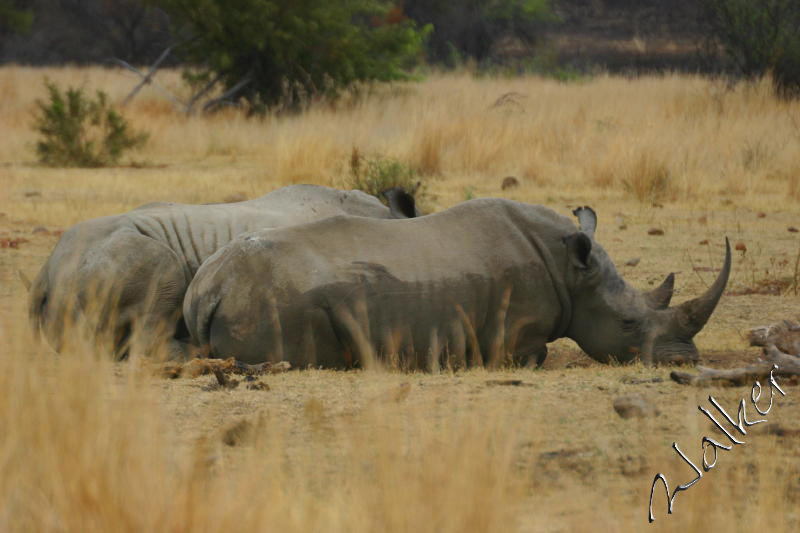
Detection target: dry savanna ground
<box><xmin>1</xmin><ymin>66</ymin><xmax>799</xmax><ymax>532</ymax></box>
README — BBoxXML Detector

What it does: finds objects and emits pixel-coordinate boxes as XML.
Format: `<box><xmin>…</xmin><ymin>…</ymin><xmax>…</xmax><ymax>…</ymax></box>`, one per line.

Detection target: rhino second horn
<box><xmin>644</xmin><ymin>273</ymin><xmax>675</xmax><ymax>310</ymax></box>
<box><xmin>672</xmin><ymin>238</ymin><xmax>732</xmax><ymax>338</ymax></box>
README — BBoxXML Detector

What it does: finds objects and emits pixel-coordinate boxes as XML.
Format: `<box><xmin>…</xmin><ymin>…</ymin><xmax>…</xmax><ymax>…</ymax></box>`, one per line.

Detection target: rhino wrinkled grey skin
<box><xmin>184</xmin><ymin>199</ymin><xmax>731</xmax><ymax>368</ymax></box>
<box><xmin>29</xmin><ymin>184</ymin><xmax>417</xmax><ymax>359</ymax></box>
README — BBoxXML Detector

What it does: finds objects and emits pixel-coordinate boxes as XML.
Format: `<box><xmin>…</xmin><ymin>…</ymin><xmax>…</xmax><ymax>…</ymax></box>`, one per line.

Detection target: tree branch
<box><xmin>671</xmin><ymin>345</ymin><xmax>800</xmax><ymax>386</ymax></box>
<box><xmin>119</xmin><ymin>45</ymin><xmax>174</xmax><ymax>106</ymax></box>
<box><xmin>201</xmin><ymin>76</ymin><xmax>252</xmax><ymax>113</ymax></box>
<box><xmin>112</xmin><ymin>57</ymin><xmax>184</xmax><ymax>110</ymax></box>
<box><xmin>184</xmin><ymin>72</ymin><xmax>223</xmax><ymax>115</ymax></box>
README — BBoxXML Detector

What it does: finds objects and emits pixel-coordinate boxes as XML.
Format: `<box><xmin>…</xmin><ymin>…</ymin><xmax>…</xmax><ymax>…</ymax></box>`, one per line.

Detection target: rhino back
<box><xmin>246</xmin><ymin>184</ymin><xmax>389</xmax><ymax>218</ymax></box>
<box><xmin>192</xmin><ymin>199</ymin><xmax>577</xmax><ymax>366</ymax></box>
<box><xmin>126</xmin><ymin>186</ymin><xmax>392</xmax><ymax>273</ymax></box>
<box><xmin>261</xmin><ymin>199</ymin><xmax>575</xmax><ymax>295</ymax></box>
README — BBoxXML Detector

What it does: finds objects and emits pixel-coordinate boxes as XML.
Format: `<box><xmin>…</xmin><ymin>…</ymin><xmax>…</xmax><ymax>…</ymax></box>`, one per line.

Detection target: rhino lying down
<box><xmin>184</xmin><ymin>199</ymin><xmax>731</xmax><ymax>368</ymax></box>
<box><xmin>29</xmin><ymin>185</ymin><xmax>418</xmax><ymax>359</ymax></box>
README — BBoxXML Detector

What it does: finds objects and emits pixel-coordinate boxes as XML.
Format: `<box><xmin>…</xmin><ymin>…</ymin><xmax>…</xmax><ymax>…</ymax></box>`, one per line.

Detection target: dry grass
<box><xmin>1</xmin><ymin>66</ymin><xmax>800</xmax><ymax>532</ymax></box>
<box><xmin>1</xmin><ymin>66</ymin><xmax>799</xmax><ymax>210</ymax></box>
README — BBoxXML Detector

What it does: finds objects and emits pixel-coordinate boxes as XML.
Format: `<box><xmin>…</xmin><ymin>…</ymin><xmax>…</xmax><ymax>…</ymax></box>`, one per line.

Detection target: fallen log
<box><xmin>671</xmin><ymin>345</ymin><xmax>800</xmax><ymax>386</ymax></box>
<box><xmin>748</xmin><ymin>319</ymin><xmax>800</xmax><ymax>354</ymax></box>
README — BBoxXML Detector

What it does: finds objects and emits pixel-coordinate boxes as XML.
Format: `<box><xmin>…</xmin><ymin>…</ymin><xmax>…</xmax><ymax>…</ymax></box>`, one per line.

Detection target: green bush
<box><xmin>346</xmin><ymin>147</ymin><xmax>424</xmax><ymax>204</ymax></box>
<box><xmin>153</xmin><ymin>0</ymin><xmax>430</xmax><ymax>112</ymax></box>
<box><xmin>701</xmin><ymin>0</ymin><xmax>800</xmax><ymax>97</ymax></box>
<box><xmin>33</xmin><ymin>80</ymin><xmax>148</xmax><ymax>167</ymax></box>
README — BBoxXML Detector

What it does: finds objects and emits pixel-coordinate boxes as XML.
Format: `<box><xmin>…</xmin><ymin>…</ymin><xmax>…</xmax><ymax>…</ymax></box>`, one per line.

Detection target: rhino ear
<box><xmin>564</xmin><ymin>232</ymin><xmax>592</xmax><ymax>269</ymax></box>
<box><xmin>381</xmin><ymin>187</ymin><xmax>419</xmax><ymax>219</ymax></box>
<box><xmin>572</xmin><ymin>206</ymin><xmax>597</xmax><ymax>239</ymax></box>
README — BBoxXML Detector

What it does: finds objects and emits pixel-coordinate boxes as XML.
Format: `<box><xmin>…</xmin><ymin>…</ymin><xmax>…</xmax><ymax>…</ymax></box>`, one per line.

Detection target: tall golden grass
<box><xmin>1</xmin><ymin>66</ymin><xmax>799</xmax><ymax>212</ymax></box>
<box><xmin>2</xmin><ymin>309</ymin><xmax>797</xmax><ymax>532</ymax></box>
<box><xmin>1</xmin><ymin>66</ymin><xmax>799</xmax><ymax>532</ymax></box>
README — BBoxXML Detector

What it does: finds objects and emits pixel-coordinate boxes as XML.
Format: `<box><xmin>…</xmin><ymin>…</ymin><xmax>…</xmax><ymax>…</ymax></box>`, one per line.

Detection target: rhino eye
<box><xmin>620</xmin><ymin>319</ymin><xmax>640</xmax><ymax>334</ymax></box>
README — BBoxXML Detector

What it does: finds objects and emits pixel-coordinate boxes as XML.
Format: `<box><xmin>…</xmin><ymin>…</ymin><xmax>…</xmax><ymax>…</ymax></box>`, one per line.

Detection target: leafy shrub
<box><xmin>33</xmin><ymin>80</ymin><xmax>148</xmax><ymax>167</ymax></box>
<box><xmin>701</xmin><ymin>0</ymin><xmax>800</xmax><ymax>97</ymax></box>
<box><xmin>153</xmin><ymin>0</ymin><xmax>429</xmax><ymax>112</ymax></box>
<box><xmin>621</xmin><ymin>151</ymin><xmax>674</xmax><ymax>204</ymax></box>
<box><xmin>346</xmin><ymin>147</ymin><xmax>425</xmax><ymax>204</ymax></box>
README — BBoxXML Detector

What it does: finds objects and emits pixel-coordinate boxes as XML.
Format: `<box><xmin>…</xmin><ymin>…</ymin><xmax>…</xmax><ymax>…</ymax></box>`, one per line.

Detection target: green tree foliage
<box><xmin>151</xmin><ymin>0</ymin><xmax>428</xmax><ymax>111</ymax></box>
<box><xmin>0</xmin><ymin>0</ymin><xmax>33</xmax><ymax>35</ymax></box>
<box><xmin>33</xmin><ymin>81</ymin><xmax>148</xmax><ymax>167</ymax></box>
<box><xmin>403</xmin><ymin>0</ymin><xmax>555</xmax><ymax>65</ymax></box>
<box><xmin>702</xmin><ymin>0</ymin><xmax>800</xmax><ymax>96</ymax></box>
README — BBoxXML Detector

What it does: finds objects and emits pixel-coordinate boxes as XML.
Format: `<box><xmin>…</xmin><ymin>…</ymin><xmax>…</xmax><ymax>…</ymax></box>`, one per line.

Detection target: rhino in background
<box><xmin>28</xmin><ymin>184</ymin><xmax>419</xmax><ymax>359</ymax></box>
<box><xmin>184</xmin><ymin>199</ymin><xmax>730</xmax><ymax>368</ymax></box>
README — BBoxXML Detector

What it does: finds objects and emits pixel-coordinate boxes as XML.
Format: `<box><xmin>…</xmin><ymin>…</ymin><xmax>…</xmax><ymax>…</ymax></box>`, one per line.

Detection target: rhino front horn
<box><xmin>644</xmin><ymin>273</ymin><xmax>675</xmax><ymax>310</ymax></box>
<box><xmin>672</xmin><ymin>238</ymin><xmax>731</xmax><ymax>337</ymax></box>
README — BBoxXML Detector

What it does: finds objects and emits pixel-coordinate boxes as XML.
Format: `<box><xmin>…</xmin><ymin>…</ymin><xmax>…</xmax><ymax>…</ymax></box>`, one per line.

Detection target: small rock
<box><xmin>651</xmin><ymin>202</ymin><xmax>664</xmax><ymax>208</ymax></box>
<box><xmin>625</xmin><ymin>258</ymin><xmax>640</xmax><ymax>267</ymax></box>
<box><xmin>246</xmin><ymin>381</ymin><xmax>270</xmax><ymax>391</ymax></box>
<box><xmin>698</xmin><ymin>216</ymin><xmax>708</xmax><ymax>225</ymax></box>
<box><xmin>501</xmin><ymin>176</ymin><xmax>520</xmax><ymax>190</ymax></box>
<box><xmin>0</xmin><ymin>237</ymin><xmax>29</xmax><ymax>249</ymax></box>
<box><xmin>23</xmin><ymin>191</ymin><xmax>41</xmax><ymax>198</ymax></box>
<box><xmin>699</xmin><ymin>239</ymin><xmax>709</xmax><ymax>245</ymax></box>
<box><xmin>757</xmin><ymin>212</ymin><xmax>766</xmax><ymax>218</ymax></box>
<box><xmin>647</xmin><ymin>228</ymin><xmax>664</xmax><ymax>236</ymax></box>
<box><xmin>613</xmin><ymin>395</ymin><xmax>659</xmax><ymax>419</ymax></box>
<box><xmin>32</xmin><ymin>226</ymin><xmax>50</xmax><ymax>235</ymax></box>
<box><xmin>789</xmin><ymin>227</ymin><xmax>799</xmax><ymax>233</ymax></box>
<box><xmin>735</xmin><ymin>242</ymin><xmax>747</xmax><ymax>253</ymax></box>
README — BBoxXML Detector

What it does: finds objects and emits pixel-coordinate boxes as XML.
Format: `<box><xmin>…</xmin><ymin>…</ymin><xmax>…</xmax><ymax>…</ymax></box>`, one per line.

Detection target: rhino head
<box><xmin>563</xmin><ymin>207</ymin><xmax>731</xmax><ymax>366</ymax></box>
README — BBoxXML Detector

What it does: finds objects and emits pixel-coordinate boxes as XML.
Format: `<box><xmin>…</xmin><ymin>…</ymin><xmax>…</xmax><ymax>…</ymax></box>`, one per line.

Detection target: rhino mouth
<box><xmin>652</xmin><ymin>342</ymin><xmax>699</xmax><ymax>366</ymax></box>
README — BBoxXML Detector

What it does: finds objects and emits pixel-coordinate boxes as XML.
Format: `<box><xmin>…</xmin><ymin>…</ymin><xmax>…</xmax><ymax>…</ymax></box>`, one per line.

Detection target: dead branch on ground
<box><xmin>671</xmin><ymin>320</ymin><xmax>800</xmax><ymax>386</ymax></box>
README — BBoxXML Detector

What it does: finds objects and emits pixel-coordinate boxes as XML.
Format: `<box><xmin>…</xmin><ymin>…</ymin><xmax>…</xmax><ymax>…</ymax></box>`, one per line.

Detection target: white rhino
<box><xmin>28</xmin><ymin>184</ymin><xmax>417</xmax><ymax>358</ymax></box>
<box><xmin>183</xmin><ymin>199</ymin><xmax>730</xmax><ymax>368</ymax></box>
